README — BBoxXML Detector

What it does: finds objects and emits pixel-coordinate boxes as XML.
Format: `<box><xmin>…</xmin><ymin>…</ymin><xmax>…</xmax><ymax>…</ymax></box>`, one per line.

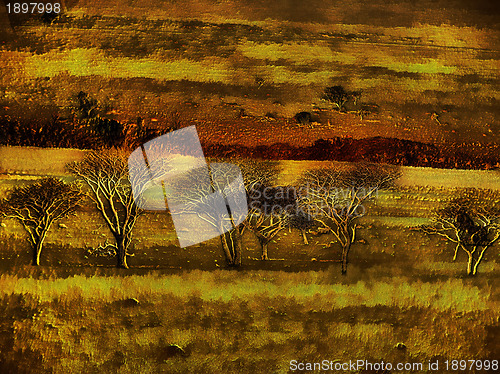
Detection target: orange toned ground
<box><xmin>0</xmin><ymin>0</ymin><xmax>498</xmax><ymax>149</ymax></box>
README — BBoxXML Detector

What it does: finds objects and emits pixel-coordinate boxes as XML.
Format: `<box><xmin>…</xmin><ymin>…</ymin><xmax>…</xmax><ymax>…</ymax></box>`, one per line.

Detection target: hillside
<box><xmin>0</xmin><ymin>0</ymin><xmax>498</xmax><ymax>150</ymax></box>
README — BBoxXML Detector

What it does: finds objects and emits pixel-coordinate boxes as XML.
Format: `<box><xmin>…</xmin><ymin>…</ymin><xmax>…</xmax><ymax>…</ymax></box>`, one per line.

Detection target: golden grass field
<box><xmin>0</xmin><ymin>156</ymin><xmax>499</xmax><ymax>372</ymax></box>
<box><xmin>1</xmin><ymin>1</ymin><xmax>499</xmax><ymax>372</ymax></box>
<box><xmin>0</xmin><ymin>267</ymin><xmax>498</xmax><ymax>373</ymax></box>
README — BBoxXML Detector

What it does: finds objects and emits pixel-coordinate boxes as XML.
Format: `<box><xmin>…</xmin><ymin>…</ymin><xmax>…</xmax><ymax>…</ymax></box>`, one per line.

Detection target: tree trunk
<box><xmin>33</xmin><ymin>241</ymin><xmax>43</xmax><ymax>266</ymax></box>
<box><xmin>340</xmin><ymin>225</ymin><xmax>356</xmax><ymax>275</ymax></box>
<box><xmin>220</xmin><ymin>232</ymin><xmax>234</xmax><ymax>266</ymax></box>
<box><xmin>232</xmin><ymin>228</ymin><xmax>242</xmax><ymax>267</ymax></box>
<box><xmin>472</xmin><ymin>245</ymin><xmax>493</xmax><ymax>276</ymax></box>
<box><xmin>220</xmin><ymin>229</ymin><xmax>242</xmax><ymax>267</ymax></box>
<box><xmin>466</xmin><ymin>254</ymin><xmax>474</xmax><ymax>276</ymax></box>
<box><xmin>32</xmin><ymin>229</ymin><xmax>49</xmax><ymax>266</ymax></box>
<box><xmin>341</xmin><ymin>245</ymin><xmax>349</xmax><ymax>274</ymax></box>
<box><xmin>472</xmin><ymin>264</ymin><xmax>478</xmax><ymax>276</ymax></box>
<box><xmin>1</xmin><ymin>4</ymin><xmax>15</xmax><ymax>38</ymax></box>
<box><xmin>115</xmin><ymin>235</ymin><xmax>129</xmax><ymax>269</ymax></box>
<box><xmin>341</xmin><ymin>232</ymin><xmax>352</xmax><ymax>275</ymax></box>
<box><xmin>260</xmin><ymin>240</ymin><xmax>269</xmax><ymax>260</ymax></box>
<box><xmin>301</xmin><ymin>229</ymin><xmax>309</xmax><ymax>245</ymax></box>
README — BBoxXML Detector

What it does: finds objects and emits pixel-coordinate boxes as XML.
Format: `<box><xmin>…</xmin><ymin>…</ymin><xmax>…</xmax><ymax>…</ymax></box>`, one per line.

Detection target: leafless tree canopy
<box><xmin>167</xmin><ymin>159</ymin><xmax>281</xmax><ymax>266</ymax></box>
<box><xmin>224</xmin><ymin>158</ymin><xmax>280</xmax><ymax>191</ymax></box>
<box><xmin>0</xmin><ymin>178</ymin><xmax>83</xmax><ymax>265</ymax></box>
<box><xmin>300</xmin><ymin>162</ymin><xmax>400</xmax><ymax>221</ymax></box>
<box><xmin>67</xmin><ymin>148</ymin><xmax>171</xmax><ymax>268</ymax></box>
<box><xmin>421</xmin><ymin>189</ymin><xmax>500</xmax><ymax>275</ymax></box>
<box><xmin>245</xmin><ymin>185</ymin><xmax>296</xmax><ymax>260</ymax></box>
<box><xmin>289</xmin><ymin>209</ymin><xmax>315</xmax><ymax>245</ymax></box>
<box><xmin>300</xmin><ymin>162</ymin><xmax>401</xmax><ymax>273</ymax></box>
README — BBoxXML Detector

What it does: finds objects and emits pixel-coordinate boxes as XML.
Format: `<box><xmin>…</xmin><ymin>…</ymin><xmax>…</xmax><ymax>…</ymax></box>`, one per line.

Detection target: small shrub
<box><xmin>294</xmin><ymin>111</ymin><xmax>312</xmax><ymax>125</ymax></box>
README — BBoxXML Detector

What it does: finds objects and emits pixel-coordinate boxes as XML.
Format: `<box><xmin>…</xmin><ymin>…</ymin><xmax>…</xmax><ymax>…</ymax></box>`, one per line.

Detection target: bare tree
<box><xmin>350</xmin><ymin>90</ymin><xmax>363</xmax><ymax>106</ymax></box>
<box><xmin>0</xmin><ymin>178</ymin><xmax>83</xmax><ymax>265</ymax></box>
<box><xmin>67</xmin><ymin>148</ymin><xmax>170</xmax><ymax>268</ymax></box>
<box><xmin>240</xmin><ymin>161</ymin><xmax>284</xmax><ymax>261</ymax></box>
<box><xmin>322</xmin><ymin>85</ymin><xmax>350</xmax><ymax>111</ymax></box>
<box><xmin>167</xmin><ymin>163</ymin><xmax>246</xmax><ymax>266</ymax></box>
<box><xmin>420</xmin><ymin>189</ymin><xmax>500</xmax><ymax>275</ymax></box>
<box><xmin>289</xmin><ymin>209</ymin><xmax>315</xmax><ymax>245</ymax></box>
<box><xmin>300</xmin><ymin>163</ymin><xmax>401</xmax><ymax>274</ymax></box>
<box><xmin>245</xmin><ymin>185</ymin><xmax>296</xmax><ymax>260</ymax></box>
<box><xmin>168</xmin><ymin>159</ymin><xmax>280</xmax><ymax>266</ymax></box>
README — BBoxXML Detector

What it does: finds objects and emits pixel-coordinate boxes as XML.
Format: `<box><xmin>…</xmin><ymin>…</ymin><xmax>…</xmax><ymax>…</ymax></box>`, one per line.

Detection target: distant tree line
<box><xmin>0</xmin><ymin>91</ymin><xmax>174</xmax><ymax>150</ymax></box>
<box><xmin>1</xmin><ymin>90</ymin><xmax>498</xmax><ymax>170</ymax></box>
<box><xmin>204</xmin><ymin>137</ymin><xmax>500</xmax><ymax>170</ymax></box>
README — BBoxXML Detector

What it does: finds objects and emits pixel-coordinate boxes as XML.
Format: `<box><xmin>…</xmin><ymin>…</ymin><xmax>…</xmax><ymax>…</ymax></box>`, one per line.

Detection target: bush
<box><xmin>294</xmin><ymin>111</ymin><xmax>312</xmax><ymax>125</ymax></box>
<box><xmin>322</xmin><ymin>85</ymin><xmax>349</xmax><ymax>111</ymax></box>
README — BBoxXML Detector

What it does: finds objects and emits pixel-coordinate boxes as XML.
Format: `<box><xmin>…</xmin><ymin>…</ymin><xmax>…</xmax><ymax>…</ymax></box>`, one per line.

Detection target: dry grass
<box><xmin>0</xmin><ymin>269</ymin><xmax>498</xmax><ymax>373</ymax></box>
<box><xmin>0</xmin><ymin>172</ymin><xmax>499</xmax><ymax>372</ymax></box>
<box><xmin>0</xmin><ymin>270</ymin><xmax>493</xmax><ymax>311</ymax></box>
<box><xmin>1</xmin><ymin>4</ymin><xmax>499</xmax><ymax>370</ymax></box>
<box><xmin>2</xmin><ymin>5</ymin><xmax>498</xmax><ymax>145</ymax></box>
